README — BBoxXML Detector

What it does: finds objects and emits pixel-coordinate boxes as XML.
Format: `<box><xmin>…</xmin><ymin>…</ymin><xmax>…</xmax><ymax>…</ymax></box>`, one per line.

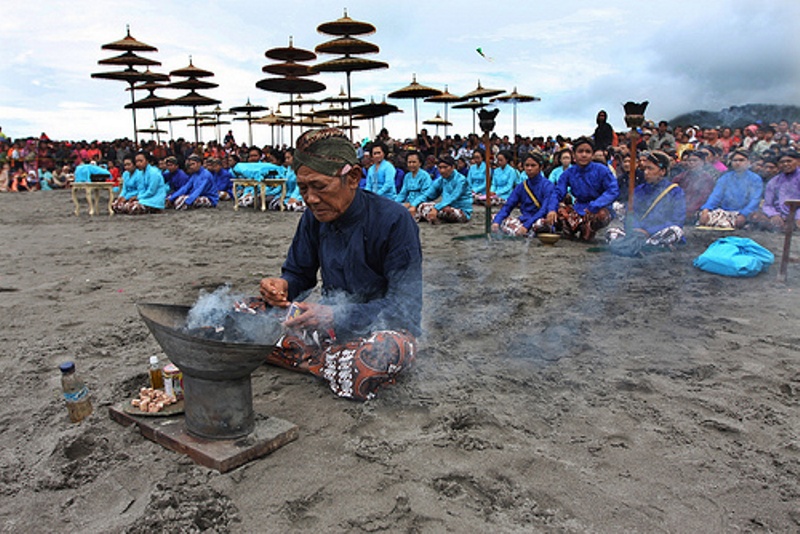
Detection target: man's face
<box><xmin>296</xmin><ymin>165</ymin><xmax>359</xmax><ymax>223</ymax></box>
<box><xmin>778</xmin><ymin>156</ymin><xmax>798</xmax><ymax>175</ymax></box>
<box><xmin>592</xmin><ymin>150</ymin><xmax>606</xmax><ymax>164</ymax></box>
<box><xmin>166</xmin><ymin>161</ymin><xmax>179</xmax><ymax>173</ymax></box>
<box><xmin>642</xmin><ymin>160</ymin><xmax>664</xmax><ymax>184</ymax></box>
<box><xmin>186</xmin><ymin>159</ymin><xmax>201</xmax><ymax>174</ymax></box>
<box><xmin>247</xmin><ymin>150</ymin><xmax>261</xmax><ymax>162</ymax></box>
<box><xmin>574</xmin><ymin>145</ymin><xmax>593</xmax><ymax>166</ymax></box>
<box><xmin>761</xmin><ymin>161</ymin><xmax>779</xmax><ymax>178</ymax></box>
<box><xmin>687</xmin><ymin>155</ymin><xmax>704</xmax><ymax>171</ymax></box>
<box><xmin>134</xmin><ymin>154</ymin><xmax>147</xmax><ymax>170</ymax></box>
<box><xmin>208</xmin><ymin>162</ymin><xmax>221</xmax><ymax>173</ymax></box>
<box><xmin>730</xmin><ymin>154</ymin><xmax>750</xmax><ymax>172</ymax></box>
<box><xmin>658</xmin><ymin>123</ymin><xmax>668</xmax><ymax>134</ymax></box>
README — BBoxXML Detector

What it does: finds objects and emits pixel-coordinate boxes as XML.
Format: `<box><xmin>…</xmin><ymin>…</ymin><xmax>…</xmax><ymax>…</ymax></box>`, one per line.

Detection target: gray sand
<box><xmin>1</xmin><ymin>190</ymin><xmax>799</xmax><ymax>532</ymax></box>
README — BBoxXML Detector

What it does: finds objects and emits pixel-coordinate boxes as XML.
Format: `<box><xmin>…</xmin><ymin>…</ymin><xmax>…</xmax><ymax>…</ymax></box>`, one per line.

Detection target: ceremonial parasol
<box><xmin>154</xmin><ymin>110</ymin><xmax>192</xmax><ymax>139</ymax></box>
<box><xmin>351</xmin><ymin>98</ymin><xmax>403</xmax><ymax>138</ymax></box>
<box><xmin>169</xmin><ymin>58</ymin><xmax>220</xmax><ymax>143</ymax></box>
<box><xmin>490</xmin><ymin>87</ymin><xmax>541</xmax><ymax>139</ymax></box>
<box><xmin>230</xmin><ymin>98</ymin><xmax>270</xmax><ymax>146</ymax></box>
<box><xmin>262</xmin><ymin>62</ymin><xmax>315</xmax><ymax>77</ymax></box>
<box><xmin>125</xmin><ymin>75</ymin><xmax>172</xmax><ymax>140</ymax></box>
<box><xmin>265</xmin><ymin>37</ymin><xmax>316</xmax><ymax>62</ymax></box>
<box><xmin>423</xmin><ymin>112</ymin><xmax>452</xmax><ymax>136</ymax></box>
<box><xmin>92</xmin><ymin>27</ymin><xmax>161</xmax><ymax>143</ymax></box>
<box><xmin>257</xmin><ymin>38</ymin><xmax>325</xmax><ymax>147</ymax></box>
<box><xmin>314</xmin><ymin>10</ymin><xmax>387</xmax><ymax>140</ymax></box>
<box><xmin>461</xmin><ymin>80</ymin><xmax>505</xmax><ymax>101</ymax></box>
<box><xmin>170</xmin><ymin>90</ymin><xmax>221</xmax><ymax>143</ymax></box>
<box><xmin>137</xmin><ymin>123</ymin><xmax>167</xmax><ymax>141</ymax></box>
<box><xmin>388</xmin><ymin>75</ymin><xmax>442</xmax><ymax>136</ymax></box>
<box><xmin>101</xmin><ymin>26</ymin><xmax>157</xmax><ymax>52</ymax></box>
<box><xmin>453</xmin><ymin>99</ymin><xmax>487</xmax><ymax>135</ymax></box>
<box><xmin>425</xmin><ymin>86</ymin><xmax>461</xmax><ymax>137</ymax></box>
<box><xmin>98</xmin><ymin>51</ymin><xmax>160</xmax><ymax>67</ymax></box>
<box><xmin>322</xmin><ymin>86</ymin><xmax>365</xmax><ymax>105</ymax></box>
<box><xmin>200</xmin><ymin>106</ymin><xmax>236</xmax><ymax>142</ymax></box>
<box><xmin>168</xmin><ymin>77</ymin><xmax>219</xmax><ymax>90</ymax></box>
<box><xmin>253</xmin><ymin>111</ymin><xmax>289</xmax><ymax>146</ymax></box>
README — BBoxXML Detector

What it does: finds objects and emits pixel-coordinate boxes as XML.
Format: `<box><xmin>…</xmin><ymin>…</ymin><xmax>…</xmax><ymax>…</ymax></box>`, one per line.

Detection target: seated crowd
<box><xmin>2</xmin><ymin>118</ymin><xmax>800</xmax><ymax>241</ymax></box>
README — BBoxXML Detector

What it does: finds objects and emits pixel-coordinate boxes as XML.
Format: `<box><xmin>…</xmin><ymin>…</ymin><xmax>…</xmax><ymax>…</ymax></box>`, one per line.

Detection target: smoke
<box><xmin>185</xmin><ymin>285</ymin><xmax>282</xmax><ymax>345</ymax></box>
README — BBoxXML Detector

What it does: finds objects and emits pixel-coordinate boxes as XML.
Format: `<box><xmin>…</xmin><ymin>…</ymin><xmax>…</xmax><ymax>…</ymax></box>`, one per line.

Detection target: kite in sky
<box><xmin>476</xmin><ymin>48</ymin><xmax>495</xmax><ymax>62</ymax></box>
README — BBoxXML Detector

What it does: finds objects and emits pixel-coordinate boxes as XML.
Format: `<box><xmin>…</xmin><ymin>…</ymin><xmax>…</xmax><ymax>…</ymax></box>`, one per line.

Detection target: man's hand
<box><xmin>259</xmin><ymin>277</ymin><xmax>290</xmax><ymax>308</ymax></box>
<box><xmin>491</xmin><ymin>222</ymin><xmax>501</xmax><ymax>233</ymax></box>
<box><xmin>284</xmin><ymin>302</ymin><xmax>334</xmax><ymax>331</ymax></box>
<box><xmin>545</xmin><ymin>211</ymin><xmax>558</xmax><ymax>227</ymax></box>
<box><xmin>515</xmin><ymin>226</ymin><xmax>528</xmax><ymax>236</ymax></box>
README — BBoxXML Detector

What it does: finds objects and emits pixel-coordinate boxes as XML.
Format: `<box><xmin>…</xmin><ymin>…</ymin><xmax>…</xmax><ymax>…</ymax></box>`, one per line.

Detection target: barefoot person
<box><xmin>607</xmin><ymin>151</ymin><xmax>686</xmax><ymax>254</ymax></box>
<box><xmin>698</xmin><ymin>148</ymin><xmax>763</xmax><ymax>229</ymax></box>
<box><xmin>415</xmin><ymin>155</ymin><xmax>473</xmax><ymax>224</ymax></box>
<box><xmin>548</xmin><ymin>137</ymin><xmax>619</xmax><ymax>241</ymax></box>
<box><xmin>491</xmin><ymin>151</ymin><xmax>557</xmax><ymax>237</ymax></box>
<box><xmin>257</xmin><ymin>128</ymin><xmax>422</xmax><ymax>401</ymax></box>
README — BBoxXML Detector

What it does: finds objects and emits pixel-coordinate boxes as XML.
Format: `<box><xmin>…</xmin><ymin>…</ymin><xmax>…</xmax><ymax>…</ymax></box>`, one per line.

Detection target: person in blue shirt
<box><xmin>254</xmin><ymin>128</ymin><xmax>421</xmax><ymax>401</ymax></box>
<box><xmin>162</xmin><ymin>156</ymin><xmax>190</xmax><ymax>194</ymax></box>
<box><xmin>491</xmin><ymin>151</ymin><xmax>558</xmax><ymax>237</ymax></box>
<box><xmin>282</xmin><ymin>149</ymin><xmax>306</xmax><ymax>212</ymax></box>
<box><xmin>167</xmin><ymin>154</ymin><xmax>218</xmax><ymax>210</ymax></box>
<box><xmin>112</xmin><ymin>153</ymin><xmax>167</xmax><ymax>214</ymax></box>
<box><xmin>607</xmin><ymin>151</ymin><xmax>686</xmax><ymax>250</ymax></box>
<box><xmin>467</xmin><ymin>150</ymin><xmax>488</xmax><ymax>201</ymax></box>
<box><xmin>547</xmin><ymin>137</ymin><xmax>619</xmax><ymax>241</ymax></box>
<box><xmin>364</xmin><ymin>142</ymin><xmax>396</xmax><ymax>198</ymax></box>
<box><xmin>416</xmin><ymin>155</ymin><xmax>473</xmax><ymax>223</ymax></box>
<box><xmin>395</xmin><ymin>151</ymin><xmax>433</xmax><ymax>218</ymax></box>
<box><xmin>206</xmin><ymin>157</ymin><xmax>233</xmax><ymax>200</ymax></box>
<box><xmin>490</xmin><ymin>150</ymin><xmax>520</xmax><ymax>204</ymax></box>
<box><xmin>698</xmin><ymin>148</ymin><xmax>764</xmax><ymax>229</ymax></box>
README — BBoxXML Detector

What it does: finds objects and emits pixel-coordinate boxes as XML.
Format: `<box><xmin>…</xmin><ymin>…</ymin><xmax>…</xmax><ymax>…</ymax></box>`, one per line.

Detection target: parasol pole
<box><xmin>484</xmin><ymin>128</ymin><xmax>492</xmax><ymax>235</ymax></box>
<box><xmin>413</xmin><ymin>98</ymin><xmax>419</xmax><ymax>137</ymax></box>
<box><xmin>628</xmin><ymin>129</ymin><xmax>638</xmax><ymax>226</ymax></box>
<box><xmin>129</xmin><ymin>82</ymin><xmax>139</xmax><ymax>145</ymax></box>
<box><xmin>346</xmin><ymin>71</ymin><xmax>353</xmax><ymax>142</ymax></box>
<box><xmin>248</xmin><ymin>112</ymin><xmax>253</xmax><ymax>146</ymax></box>
<box><xmin>192</xmin><ymin>105</ymin><xmax>199</xmax><ymax>144</ymax></box>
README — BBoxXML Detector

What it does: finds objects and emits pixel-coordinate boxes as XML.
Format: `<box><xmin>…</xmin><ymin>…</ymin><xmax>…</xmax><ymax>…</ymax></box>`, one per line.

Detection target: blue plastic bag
<box><xmin>693</xmin><ymin>236</ymin><xmax>774</xmax><ymax>277</ymax></box>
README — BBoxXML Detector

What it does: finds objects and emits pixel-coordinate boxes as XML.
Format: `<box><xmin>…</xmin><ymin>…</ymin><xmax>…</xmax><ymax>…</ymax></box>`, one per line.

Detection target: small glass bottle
<box><xmin>60</xmin><ymin>362</ymin><xmax>93</xmax><ymax>423</ymax></box>
<box><xmin>149</xmin><ymin>356</ymin><xmax>164</xmax><ymax>390</ymax></box>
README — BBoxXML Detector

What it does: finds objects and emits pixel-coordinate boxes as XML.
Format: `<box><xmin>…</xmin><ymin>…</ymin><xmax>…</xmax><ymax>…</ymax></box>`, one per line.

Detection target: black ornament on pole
<box><xmin>478</xmin><ymin>108</ymin><xmax>499</xmax><ymax>235</ymax></box>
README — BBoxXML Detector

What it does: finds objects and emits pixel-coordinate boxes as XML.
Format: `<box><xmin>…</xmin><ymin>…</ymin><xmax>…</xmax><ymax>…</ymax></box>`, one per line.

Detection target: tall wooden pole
<box><xmin>484</xmin><ymin>130</ymin><xmax>492</xmax><ymax>235</ymax></box>
<box><xmin>627</xmin><ymin>129</ymin><xmax>638</xmax><ymax>230</ymax></box>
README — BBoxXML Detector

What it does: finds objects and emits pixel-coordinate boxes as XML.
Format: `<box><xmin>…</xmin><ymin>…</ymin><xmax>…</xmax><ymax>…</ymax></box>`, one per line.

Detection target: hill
<box><xmin>670</xmin><ymin>104</ymin><xmax>800</xmax><ymax>129</ymax></box>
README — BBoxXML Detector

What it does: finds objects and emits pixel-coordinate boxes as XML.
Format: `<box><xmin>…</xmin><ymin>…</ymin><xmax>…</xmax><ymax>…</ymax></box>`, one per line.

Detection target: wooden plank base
<box><xmin>109</xmin><ymin>403</ymin><xmax>298</xmax><ymax>473</ymax></box>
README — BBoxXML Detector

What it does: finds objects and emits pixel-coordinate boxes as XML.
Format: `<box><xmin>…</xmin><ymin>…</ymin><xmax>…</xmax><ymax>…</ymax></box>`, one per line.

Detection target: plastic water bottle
<box><xmin>59</xmin><ymin>362</ymin><xmax>93</xmax><ymax>423</ymax></box>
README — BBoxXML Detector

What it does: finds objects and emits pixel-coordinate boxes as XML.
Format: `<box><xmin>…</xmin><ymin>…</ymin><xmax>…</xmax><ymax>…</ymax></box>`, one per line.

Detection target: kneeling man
<box><xmin>258</xmin><ymin>128</ymin><xmax>422</xmax><ymax>401</ymax></box>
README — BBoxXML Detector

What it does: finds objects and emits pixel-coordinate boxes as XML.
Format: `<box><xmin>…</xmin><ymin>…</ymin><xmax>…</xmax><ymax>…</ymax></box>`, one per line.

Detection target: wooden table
<box><xmin>777</xmin><ymin>199</ymin><xmax>800</xmax><ymax>281</ymax></box>
<box><xmin>231</xmin><ymin>179</ymin><xmax>287</xmax><ymax>212</ymax></box>
<box><xmin>71</xmin><ymin>182</ymin><xmax>116</xmax><ymax>216</ymax></box>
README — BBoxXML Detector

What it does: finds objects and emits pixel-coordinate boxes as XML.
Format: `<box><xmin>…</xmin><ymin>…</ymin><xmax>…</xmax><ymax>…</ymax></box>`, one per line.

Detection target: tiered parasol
<box><xmin>490</xmin><ymin>87</ymin><xmax>541</xmax><ymax>139</ymax></box>
<box><xmin>125</xmin><ymin>75</ymin><xmax>172</xmax><ymax>142</ymax></box>
<box><xmin>452</xmin><ymin>99</ymin><xmax>486</xmax><ymax>135</ymax></box>
<box><xmin>422</xmin><ymin>112</ymin><xmax>453</xmax><ymax>136</ymax></box>
<box><xmin>253</xmin><ymin>110</ymin><xmax>289</xmax><ymax>147</ymax></box>
<box><xmin>257</xmin><ymin>37</ymin><xmax>325</xmax><ymax>146</ymax></box>
<box><xmin>388</xmin><ymin>75</ymin><xmax>442</xmax><ymax>136</ymax></box>
<box><xmin>313</xmin><ymin>10</ymin><xmax>388</xmax><ymax>140</ymax></box>
<box><xmin>91</xmin><ymin>26</ymin><xmax>164</xmax><ymax>144</ymax></box>
<box><xmin>138</xmin><ymin>123</ymin><xmax>167</xmax><ymax>140</ymax></box>
<box><xmin>351</xmin><ymin>97</ymin><xmax>403</xmax><ymax>139</ymax></box>
<box><xmin>424</xmin><ymin>86</ymin><xmax>461</xmax><ymax>138</ymax></box>
<box><xmin>154</xmin><ymin>110</ymin><xmax>192</xmax><ymax>139</ymax></box>
<box><xmin>199</xmin><ymin>105</ymin><xmax>235</xmax><ymax>143</ymax></box>
<box><xmin>168</xmin><ymin>57</ymin><xmax>220</xmax><ymax>143</ymax></box>
<box><xmin>230</xmin><ymin>99</ymin><xmax>270</xmax><ymax>146</ymax></box>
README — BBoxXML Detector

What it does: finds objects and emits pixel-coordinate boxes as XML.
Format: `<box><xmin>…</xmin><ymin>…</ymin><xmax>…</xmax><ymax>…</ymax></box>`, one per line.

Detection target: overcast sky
<box><xmin>1</xmin><ymin>0</ymin><xmax>798</xmax><ymax>145</ymax></box>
